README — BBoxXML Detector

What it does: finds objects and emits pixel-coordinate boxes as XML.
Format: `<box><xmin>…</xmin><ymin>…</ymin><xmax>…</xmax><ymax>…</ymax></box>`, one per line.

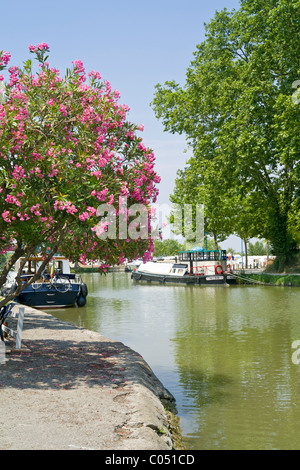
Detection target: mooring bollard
<box><xmin>0</xmin><ymin>340</ymin><xmax>5</xmax><ymax>365</ymax></box>
<box><xmin>16</xmin><ymin>306</ymin><xmax>25</xmax><ymax>350</ymax></box>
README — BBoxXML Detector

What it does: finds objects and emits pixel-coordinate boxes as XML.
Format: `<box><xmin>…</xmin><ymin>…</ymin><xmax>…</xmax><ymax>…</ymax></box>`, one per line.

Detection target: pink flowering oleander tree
<box><xmin>0</xmin><ymin>44</ymin><xmax>160</xmax><ymax>308</ymax></box>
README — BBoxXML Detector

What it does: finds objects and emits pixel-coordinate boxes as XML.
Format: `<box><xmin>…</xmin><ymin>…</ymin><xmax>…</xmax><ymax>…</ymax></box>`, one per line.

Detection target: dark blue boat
<box><xmin>2</xmin><ymin>256</ymin><xmax>88</xmax><ymax>309</ymax></box>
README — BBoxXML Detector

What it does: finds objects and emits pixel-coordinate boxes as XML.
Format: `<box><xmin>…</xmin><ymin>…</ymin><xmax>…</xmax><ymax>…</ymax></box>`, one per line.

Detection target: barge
<box><xmin>131</xmin><ymin>248</ymin><xmax>237</xmax><ymax>285</ymax></box>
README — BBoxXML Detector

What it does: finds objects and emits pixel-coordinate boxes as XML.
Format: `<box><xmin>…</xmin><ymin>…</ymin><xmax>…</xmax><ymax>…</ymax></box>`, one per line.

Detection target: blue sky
<box><xmin>1</xmin><ymin>0</ymin><xmax>242</xmax><ymax>249</ymax></box>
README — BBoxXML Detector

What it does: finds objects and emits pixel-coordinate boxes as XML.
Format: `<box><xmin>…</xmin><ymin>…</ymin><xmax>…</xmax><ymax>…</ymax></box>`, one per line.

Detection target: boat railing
<box><xmin>189</xmin><ymin>264</ymin><xmax>232</xmax><ymax>276</ymax></box>
<box><xmin>188</xmin><ymin>266</ymin><xmax>208</xmax><ymax>276</ymax></box>
<box><xmin>20</xmin><ymin>272</ymin><xmax>82</xmax><ymax>285</ymax></box>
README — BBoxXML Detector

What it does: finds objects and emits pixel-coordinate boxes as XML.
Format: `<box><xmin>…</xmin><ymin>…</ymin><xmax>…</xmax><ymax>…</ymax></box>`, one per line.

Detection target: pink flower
<box><xmin>29</xmin><ymin>43</ymin><xmax>49</xmax><ymax>53</ymax></box>
<box><xmin>12</xmin><ymin>164</ymin><xmax>26</xmax><ymax>181</ymax></box>
<box><xmin>96</xmin><ymin>188</ymin><xmax>108</xmax><ymax>201</ymax></box>
<box><xmin>37</xmin><ymin>43</ymin><xmax>49</xmax><ymax>51</ymax></box>
<box><xmin>2</xmin><ymin>210</ymin><xmax>11</xmax><ymax>223</ymax></box>
<box><xmin>107</xmin><ymin>194</ymin><xmax>114</xmax><ymax>205</ymax></box>
<box><xmin>0</xmin><ymin>51</ymin><xmax>11</xmax><ymax>66</ymax></box>
<box><xmin>48</xmin><ymin>167</ymin><xmax>58</xmax><ymax>177</ymax></box>
<box><xmin>88</xmin><ymin>70</ymin><xmax>101</xmax><ymax>80</ymax></box>
<box><xmin>91</xmin><ymin>170</ymin><xmax>102</xmax><ymax>180</ymax></box>
<box><xmin>73</xmin><ymin>60</ymin><xmax>85</xmax><ymax>74</ymax></box>
<box><xmin>8</xmin><ymin>66</ymin><xmax>20</xmax><ymax>87</ymax></box>
<box><xmin>59</xmin><ymin>104</ymin><xmax>67</xmax><ymax>116</ymax></box>
<box><xmin>79</xmin><ymin>254</ymin><xmax>87</xmax><ymax>265</ymax></box>
<box><xmin>91</xmin><ymin>221</ymin><xmax>109</xmax><ymax>237</ymax></box>
<box><xmin>79</xmin><ymin>212</ymin><xmax>89</xmax><ymax>221</ymax></box>
<box><xmin>87</xmin><ymin>206</ymin><xmax>97</xmax><ymax>215</ymax></box>
<box><xmin>5</xmin><ymin>194</ymin><xmax>21</xmax><ymax>206</ymax></box>
<box><xmin>30</xmin><ymin>204</ymin><xmax>41</xmax><ymax>216</ymax></box>
<box><xmin>54</xmin><ymin>200</ymin><xmax>78</xmax><ymax>215</ymax></box>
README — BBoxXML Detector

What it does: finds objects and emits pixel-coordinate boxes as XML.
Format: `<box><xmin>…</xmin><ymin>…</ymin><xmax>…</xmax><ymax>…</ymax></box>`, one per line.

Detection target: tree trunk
<box><xmin>0</xmin><ymin>243</ymin><xmax>25</xmax><ymax>290</ymax></box>
<box><xmin>213</xmin><ymin>232</ymin><xmax>219</xmax><ymax>250</ymax></box>
<box><xmin>243</xmin><ymin>238</ymin><xmax>248</xmax><ymax>269</ymax></box>
<box><xmin>268</xmin><ymin>209</ymin><xmax>296</xmax><ymax>272</ymax></box>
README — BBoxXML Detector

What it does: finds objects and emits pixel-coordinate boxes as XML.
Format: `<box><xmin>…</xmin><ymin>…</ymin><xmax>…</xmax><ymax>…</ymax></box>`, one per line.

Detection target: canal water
<box><xmin>49</xmin><ymin>272</ymin><xmax>300</xmax><ymax>450</ymax></box>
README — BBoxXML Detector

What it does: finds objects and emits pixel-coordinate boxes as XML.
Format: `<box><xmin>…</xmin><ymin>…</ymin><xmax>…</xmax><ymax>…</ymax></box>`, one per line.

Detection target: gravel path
<box><xmin>0</xmin><ymin>305</ymin><xmax>179</xmax><ymax>450</ymax></box>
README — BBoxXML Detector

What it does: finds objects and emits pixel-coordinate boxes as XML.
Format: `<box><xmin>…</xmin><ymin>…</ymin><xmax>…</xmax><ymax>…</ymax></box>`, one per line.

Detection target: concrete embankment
<box><xmin>0</xmin><ymin>305</ymin><xmax>183</xmax><ymax>450</ymax></box>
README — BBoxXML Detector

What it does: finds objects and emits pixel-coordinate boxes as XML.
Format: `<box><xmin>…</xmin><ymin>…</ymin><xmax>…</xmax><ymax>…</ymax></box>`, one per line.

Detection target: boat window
<box><xmin>55</xmin><ymin>261</ymin><xmax>63</xmax><ymax>274</ymax></box>
<box><xmin>23</xmin><ymin>260</ymin><xmax>36</xmax><ymax>274</ymax></box>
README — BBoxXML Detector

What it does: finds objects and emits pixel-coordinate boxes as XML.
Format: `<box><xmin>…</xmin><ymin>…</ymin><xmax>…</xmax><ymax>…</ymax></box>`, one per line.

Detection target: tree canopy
<box><xmin>248</xmin><ymin>240</ymin><xmax>267</xmax><ymax>256</ymax></box>
<box><xmin>152</xmin><ymin>0</ymin><xmax>300</xmax><ymax>271</ymax></box>
<box><xmin>153</xmin><ymin>239</ymin><xmax>184</xmax><ymax>257</ymax></box>
<box><xmin>0</xmin><ymin>44</ymin><xmax>160</xmax><ymax>306</ymax></box>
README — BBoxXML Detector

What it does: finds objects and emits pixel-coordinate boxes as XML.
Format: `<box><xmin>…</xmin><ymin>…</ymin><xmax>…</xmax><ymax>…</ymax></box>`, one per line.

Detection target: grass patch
<box><xmin>237</xmin><ymin>273</ymin><xmax>300</xmax><ymax>287</ymax></box>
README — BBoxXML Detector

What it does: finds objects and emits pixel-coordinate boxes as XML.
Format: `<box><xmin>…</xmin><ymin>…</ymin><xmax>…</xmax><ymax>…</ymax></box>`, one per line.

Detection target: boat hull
<box><xmin>131</xmin><ymin>271</ymin><xmax>237</xmax><ymax>285</ymax></box>
<box><xmin>15</xmin><ymin>284</ymin><xmax>81</xmax><ymax>308</ymax></box>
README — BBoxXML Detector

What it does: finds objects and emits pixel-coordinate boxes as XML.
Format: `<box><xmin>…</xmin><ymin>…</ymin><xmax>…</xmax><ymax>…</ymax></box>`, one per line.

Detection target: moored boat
<box><xmin>125</xmin><ymin>259</ymin><xmax>143</xmax><ymax>272</ymax></box>
<box><xmin>1</xmin><ymin>255</ymin><xmax>88</xmax><ymax>308</ymax></box>
<box><xmin>131</xmin><ymin>248</ymin><xmax>237</xmax><ymax>285</ymax></box>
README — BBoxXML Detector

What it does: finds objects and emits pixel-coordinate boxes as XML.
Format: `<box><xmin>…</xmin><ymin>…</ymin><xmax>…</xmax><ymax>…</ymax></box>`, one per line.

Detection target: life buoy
<box><xmin>215</xmin><ymin>264</ymin><xmax>223</xmax><ymax>275</ymax></box>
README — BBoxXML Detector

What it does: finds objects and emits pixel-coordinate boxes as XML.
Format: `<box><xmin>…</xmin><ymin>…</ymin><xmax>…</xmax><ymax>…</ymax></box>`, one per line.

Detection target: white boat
<box><xmin>125</xmin><ymin>259</ymin><xmax>143</xmax><ymax>272</ymax></box>
<box><xmin>131</xmin><ymin>248</ymin><xmax>236</xmax><ymax>285</ymax></box>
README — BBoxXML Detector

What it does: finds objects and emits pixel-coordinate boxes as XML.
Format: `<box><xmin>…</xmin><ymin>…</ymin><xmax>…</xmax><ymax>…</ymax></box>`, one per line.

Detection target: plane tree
<box><xmin>152</xmin><ymin>0</ymin><xmax>300</xmax><ymax>271</ymax></box>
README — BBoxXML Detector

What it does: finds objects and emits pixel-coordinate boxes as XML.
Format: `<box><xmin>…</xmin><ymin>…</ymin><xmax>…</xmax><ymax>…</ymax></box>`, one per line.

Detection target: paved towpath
<box><xmin>0</xmin><ymin>305</ymin><xmax>179</xmax><ymax>450</ymax></box>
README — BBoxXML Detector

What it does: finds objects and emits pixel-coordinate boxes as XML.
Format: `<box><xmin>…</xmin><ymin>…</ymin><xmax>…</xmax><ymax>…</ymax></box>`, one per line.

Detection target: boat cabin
<box><xmin>178</xmin><ymin>249</ymin><xmax>228</xmax><ymax>276</ymax></box>
<box><xmin>136</xmin><ymin>261</ymin><xmax>188</xmax><ymax>277</ymax></box>
<box><xmin>169</xmin><ymin>264</ymin><xmax>189</xmax><ymax>276</ymax></box>
<box><xmin>15</xmin><ymin>256</ymin><xmax>71</xmax><ymax>281</ymax></box>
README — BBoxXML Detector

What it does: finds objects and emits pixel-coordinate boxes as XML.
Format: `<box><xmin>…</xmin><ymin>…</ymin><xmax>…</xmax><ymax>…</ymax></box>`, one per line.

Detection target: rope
<box><xmin>230</xmin><ymin>272</ymin><xmax>274</xmax><ymax>286</ymax></box>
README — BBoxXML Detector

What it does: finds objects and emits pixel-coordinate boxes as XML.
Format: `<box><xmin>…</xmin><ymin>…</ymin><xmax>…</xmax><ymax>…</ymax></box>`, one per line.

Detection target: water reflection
<box><xmin>49</xmin><ymin>273</ymin><xmax>300</xmax><ymax>450</ymax></box>
<box><xmin>171</xmin><ymin>286</ymin><xmax>300</xmax><ymax>449</ymax></box>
